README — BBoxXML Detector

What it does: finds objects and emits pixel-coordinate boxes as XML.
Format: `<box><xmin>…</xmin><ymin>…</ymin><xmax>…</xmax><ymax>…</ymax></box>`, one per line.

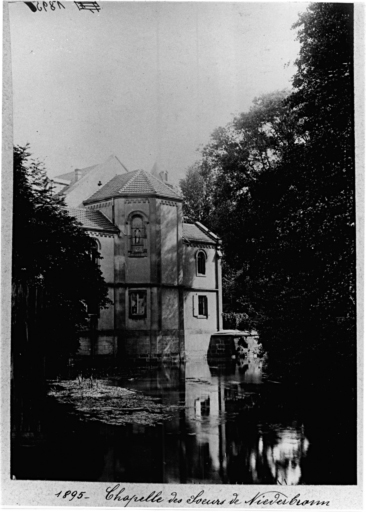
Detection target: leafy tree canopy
<box><xmin>180</xmin><ymin>3</ymin><xmax>355</xmax><ymax>384</ymax></box>
<box><xmin>179</xmin><ymin>161</ymin><xmax>215</xmax><ymax>227</ymax></box>
<box><xmin>180</xmin><ymin>90</ymin><xmax>296</xmax><ymax>236</ymax></box>
<box><xmin>12</xmin><ymin>145</ymin><xmax>111</xmax><ymax>357</ymax></box>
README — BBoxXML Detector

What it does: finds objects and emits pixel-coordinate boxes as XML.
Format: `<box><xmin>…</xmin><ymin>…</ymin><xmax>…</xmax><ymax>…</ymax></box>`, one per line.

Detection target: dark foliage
<box><xmin>257</xmin><ymin>3</ymin><xmax>355</xmax><ymax>382</ymax></box>
<box><xmin>180</xmin><ymin>3</ymin><xmax>355</xmax><ymax>386</ymax></box>
<box><xmin>12</xmin><ymin>145</ymin><xmax>111</xmax><ymax>361</ymax></box>
<box><xmin>179</xmin><ymin>161</ymin><xmax>216</xmax><ymax>227</ymax></box>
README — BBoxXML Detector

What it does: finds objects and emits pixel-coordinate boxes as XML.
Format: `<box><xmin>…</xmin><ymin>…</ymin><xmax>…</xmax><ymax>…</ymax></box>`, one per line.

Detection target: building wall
<box><xmin>184</xmin><ymin>291</ymin><xmax>219</xmax><ymax>360</ymax></box>
<box><xmin>94</xmin><ymin>233</ymin><xmax>115</xmax><ymax>284</ymax></box>
<box><xmin>78</xmin><ymin>335</ymin><xmax>118</xmax><ymax>357</ymax></box>
<box><xmin>95</xmin><ymin>234</ymin><xmax>114</xmax><ymax>334</ymax></box>
<box><xmin>183</xmin><ymin>243</ymin><xmax>222</xmax><ymax>359</ymax></box>
<box><xmin>124</xmin><ymin>198</ymin><xmax>151</xmax><ymax>283</ymax></box>
<box><xmin>183</xmin><ymin>244</ymin><xmax>217</xmax><ymax>289</ymax></box>
<box><xmin>85</xmin><ymin>202</ymin><xmax>117</xmax><ymax>355</ymax></box>
<box><xmin>77</xmin><ymin>195</ymin><xmax>221</xmax><ymax>363</ymax></box>
<box><xmin>161</xmin><ymin>202</ymin><xmax>178</xmax><ymax>285</ymax></box>
<box><xmin>114</xmin><ymin>286</ymin><xmax>182</xmax><ymax>364</ymax></box>
<box><xmin>162</xmin><ymin>288</ymin><xmax>179</xmax><ymax>330</ymax></box>
<box><xmin>86</xmin><ymin>233</ymin><xmax>116</xmax><ymax>356</ymax></box>
<box><xmin>109</xmin><ymin>197</ymin><xmax>182</xmax><ymax>362</ymax></box>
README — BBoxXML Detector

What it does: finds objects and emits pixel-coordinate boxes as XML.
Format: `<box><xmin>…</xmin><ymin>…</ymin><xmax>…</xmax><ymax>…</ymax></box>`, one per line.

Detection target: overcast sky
<box><xmin>9</xmin><ymin>1</ymin><xmax>308</xmax><ymax>184</ymax></box>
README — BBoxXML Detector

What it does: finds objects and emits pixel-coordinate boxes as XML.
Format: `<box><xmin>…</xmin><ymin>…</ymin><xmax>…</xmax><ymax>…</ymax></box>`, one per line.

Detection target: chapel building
<box><xmin>53</xmin><ymin>156</ymin><xmax>222</xmax><ymax>363</ymax></box>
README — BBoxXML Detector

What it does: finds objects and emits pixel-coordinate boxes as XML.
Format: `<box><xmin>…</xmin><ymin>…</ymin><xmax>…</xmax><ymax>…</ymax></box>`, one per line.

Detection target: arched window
<box><xmin>196</xmin><ymin>250</ymin><xmax>206</xmax><ymax>276</ymax></box>
<box><xmin>132</xmin><ymin>215</ymin><xmax>143</xmax><ymax>245</ymax></box>
<box><xmin>91</xmin><ymin>238</ymin><xmax>101</xmax><ymax>266</ymax></box>
<box><xmin>129</xmin><ymin>214</ymin><xmax>147</xmax><ymax>256</ymax></box>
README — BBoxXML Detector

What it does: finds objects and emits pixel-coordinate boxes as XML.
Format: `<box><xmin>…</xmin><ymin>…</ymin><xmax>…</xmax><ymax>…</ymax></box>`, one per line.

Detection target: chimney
<box><xmin>159</xmin><ymin>170</ymin><xmax>168</xmax><ymax>182</ymax></box>
<box><xmin>75</xmin><ymin>169</ymin><xmax>82</xmax><ymax>182</ymax></box>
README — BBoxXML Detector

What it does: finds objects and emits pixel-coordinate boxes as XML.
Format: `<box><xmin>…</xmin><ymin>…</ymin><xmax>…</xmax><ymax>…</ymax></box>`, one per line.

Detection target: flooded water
<box><xmin>12</xmin><ymin>358</ymin><xmax>356</xmax><ymax>484</ymax></box>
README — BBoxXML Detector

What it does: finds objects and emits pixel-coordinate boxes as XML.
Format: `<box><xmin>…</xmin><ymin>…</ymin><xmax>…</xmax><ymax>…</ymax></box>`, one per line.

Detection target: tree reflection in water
<box><xmin>12</xmin><ymin>358</ymin><xmax>333</xmax><ymax>484</ymax></box>
<box><xmin>181</xmin><ymin>359</ymin><xmax>310</xmax><ymax>484</ymax></box>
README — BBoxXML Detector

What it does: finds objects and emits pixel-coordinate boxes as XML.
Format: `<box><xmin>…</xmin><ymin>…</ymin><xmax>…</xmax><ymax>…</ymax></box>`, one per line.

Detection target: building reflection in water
<box><xmin>93</xmin><ymin>359</ymin><xmax>310</xmax><ymax>484</ymax></box>
<box><xmin>184</xmin><ymin>361</ymin><xmax>226</xmax><ymax>481</ymax></box>
<box><xmin>181</xmin><ymin>359</ymin><xmax>309</xmax><ymax>485</ymax></box>
<box><xmin>12</xmin><ymin>358</ymin><xmax>310</xmax><ymax>484</ymax></box>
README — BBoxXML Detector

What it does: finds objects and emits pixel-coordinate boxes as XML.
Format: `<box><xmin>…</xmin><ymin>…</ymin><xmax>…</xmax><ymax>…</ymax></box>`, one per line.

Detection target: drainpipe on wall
<box><xmin>112</xmin><ymin>197</ymin><xmax>116</xmax><ymax>357</ymax></box>
<box><xmin>215</xmin><ymin>243</ymin><xmax>223</xmax><ymax>331</ymax></box>
<box><xmin>150</xmin><ymin>288</ymin><xmax>153</xmax><ymax>365</ymax></box>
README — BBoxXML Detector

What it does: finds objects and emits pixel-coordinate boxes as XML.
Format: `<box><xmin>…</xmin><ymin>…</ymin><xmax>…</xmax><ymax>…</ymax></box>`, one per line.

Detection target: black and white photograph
<box><xmin>2</xmin><ymin>0</ymin><xmax>363</xmax><ymax>508</ymax></box>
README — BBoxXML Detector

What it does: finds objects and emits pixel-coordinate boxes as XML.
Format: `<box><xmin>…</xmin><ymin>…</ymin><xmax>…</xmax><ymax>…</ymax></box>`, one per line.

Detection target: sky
<box><xmin>9</xmin><ymin>1</ymin><xmax>309</xmax><ymax>184</ymax></box>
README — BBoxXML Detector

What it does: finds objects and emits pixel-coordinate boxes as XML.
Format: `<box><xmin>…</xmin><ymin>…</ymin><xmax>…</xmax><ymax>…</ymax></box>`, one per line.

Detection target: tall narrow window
<box><xmin>198</xmin><ymin>295</ymin><xmax>208</xmax><ymax>317</ymax></box>
<box><xmin>129</xmin><ymin>214</ymin><xmax>147</xmax><ymax>256</ymax></box>
<box><xmin>197</xmin><ymin>250</ymin><xmax>206</xmax><ymax>276</ymax></box>
<box><xmin>193</xmin><ymin>294</ymin><xmax>208</xmax><ymax>318</ymax></box>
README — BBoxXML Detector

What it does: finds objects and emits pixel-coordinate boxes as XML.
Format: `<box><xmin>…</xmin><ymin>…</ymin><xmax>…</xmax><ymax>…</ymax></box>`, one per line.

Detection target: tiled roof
<box><xmin>55</xmin><ymin>164</ymin><xmax>98</xmax><ymax>185</ymax></box>
<box><xmin>67</xmin><ymin>207</ymin><xmax>119</xmax><ymax>233</ymax></box>
<box><xmin>183</xmin><ymin>223</ymin><xmax>217</xmax><ymax>244</ymax></box>
<box><xmin>84</xmin><ymin>169</ymin><xmax>181</xmax><ymax>204</ymax></box>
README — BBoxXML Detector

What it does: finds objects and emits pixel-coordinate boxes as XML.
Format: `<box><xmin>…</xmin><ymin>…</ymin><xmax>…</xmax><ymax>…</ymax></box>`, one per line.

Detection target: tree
<box><xmin>269</xmin><ymin>2</ymin><xmax>355</xmax><ymax>381</ymax></box>
<box><xmin>287</xmin><ymin>2</ymin><xmax>355</xmax><ymax>324</ymax></box>
<box><xmin>179</xmin><ymin>161</ymin><xmax>215</xmax><ymax>227</ymax></box>
<box><xmin>221</xmin><ymin>4</ymin><xmax>355</xmax><ymax>383</ymax></box>
<box><xmin>255</xmin><ymin>3</ymin><xmax>355</xmax><ymax>331</ymax></box>
<box><xmin>291</xmin><ymin>3</ymin><xmax>353</xmax><ymax>142</ymax></box>
<box><xmin>190</xmin><ymin>91</ymin><xmax>299</xmax><ymax>317</ymax></box>
<box><xmin>180</xmin><ymin>3</ymin><xmax>355</xmax><ymax>386</ymax></box>
<box><xmin>12</xmin><ymin>145</ymin><xmax>111</xmax><ymax>365</ymax></box>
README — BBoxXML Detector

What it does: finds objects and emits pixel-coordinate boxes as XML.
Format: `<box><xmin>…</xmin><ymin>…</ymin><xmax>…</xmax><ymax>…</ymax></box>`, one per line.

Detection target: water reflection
<box><xmin>13</xmin><ymin>358</ymin><xmax>313</xmax><ymax>484</ymax></box>
<box><xmin>262</xmin><ymin>427</ymin><xmax>310</xmax><ymax>485</ymax></box>
<box><xmin>119</xmin><ymin>359</ymin><xmax>309</xmax><ymax>484</ymax></box>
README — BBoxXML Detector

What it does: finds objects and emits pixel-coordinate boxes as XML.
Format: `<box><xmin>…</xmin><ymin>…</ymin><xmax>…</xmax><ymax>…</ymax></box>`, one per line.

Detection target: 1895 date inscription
<box><xmin>55</xmin><ymin>490</ymin><xmax>89</xmax><ymax>501</ymax></box>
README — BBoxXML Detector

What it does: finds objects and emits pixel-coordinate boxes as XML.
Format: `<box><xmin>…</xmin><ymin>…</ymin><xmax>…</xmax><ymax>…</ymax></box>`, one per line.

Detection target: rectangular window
<box><xmin>198</xmin><ymin>295</ymin><xmax>208</xmax><ymax>317</ymax></box>
<box><xmin>129</xmin><ymin>290</ymin><xmax>147</xmax><ymax>318</ymax></box>
<box><xmin>193</xmin><ymin>294</ymin><xmax>208</xmax><ymax>318</ymax></box>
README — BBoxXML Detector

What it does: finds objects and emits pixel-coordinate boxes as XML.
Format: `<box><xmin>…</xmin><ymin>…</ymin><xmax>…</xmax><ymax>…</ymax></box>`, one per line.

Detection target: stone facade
<box><xmin>55</xmin><ymin>158</ymin><xmax>222</xmax><ymax>363</ymax></box>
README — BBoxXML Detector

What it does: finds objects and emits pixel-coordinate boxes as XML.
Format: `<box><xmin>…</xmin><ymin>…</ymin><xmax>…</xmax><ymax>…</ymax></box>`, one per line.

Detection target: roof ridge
<box><xmin>118</xmin><ymin>169</ymin><xmax>143</xmax><ymax>193</ymax></box>
<box><xmin>113</xmin><ymin>155</ymin><xmax>129</xmax><ymax>173</ymax></box>
<box><xmin>194</xmin><ymin>221</ymin><xmax>220</xmax><ymax>241</ymax></box>
<box><xmin>145</xmin><ymin>169</ymin><xmax>181</xmax><ymax>198</ymax></box>
<box><xmin>143</xmin><ymin>169</ymin><xmax>160</xmax><ymax>190</ymax></box>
